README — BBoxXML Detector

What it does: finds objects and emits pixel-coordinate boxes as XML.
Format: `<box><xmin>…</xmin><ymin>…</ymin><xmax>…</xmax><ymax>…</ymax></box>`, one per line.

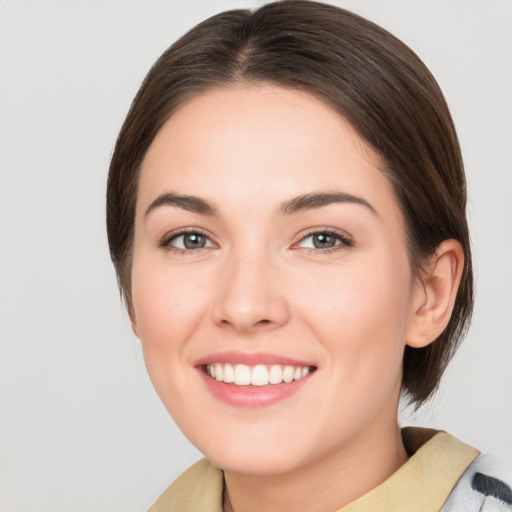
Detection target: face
<box><xmin>131</xmin><ymin>84</ymin><xmax>423</xmax><ymax>476</ymax></box>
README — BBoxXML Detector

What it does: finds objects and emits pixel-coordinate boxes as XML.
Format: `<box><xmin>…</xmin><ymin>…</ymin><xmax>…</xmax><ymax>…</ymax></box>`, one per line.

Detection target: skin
<box><xmin>130</xmin><ymin>84</ymin><xmax>463</xmax><ymax>512</ymax></box>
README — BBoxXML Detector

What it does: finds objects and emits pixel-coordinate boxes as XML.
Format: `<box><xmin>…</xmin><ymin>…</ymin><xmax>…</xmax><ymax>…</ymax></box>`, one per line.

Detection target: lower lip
<box><xmin>198</xmin><ymin>369</ymin><xmax>312</xmax><ymax>408</ymax></box>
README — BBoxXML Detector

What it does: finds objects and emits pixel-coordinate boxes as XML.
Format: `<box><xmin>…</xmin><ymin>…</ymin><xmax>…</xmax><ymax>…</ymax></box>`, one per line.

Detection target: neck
<box><xmin>223</xmin><ymin>422</ymin><xmax>408</xmax><ymax>512</ymax></box>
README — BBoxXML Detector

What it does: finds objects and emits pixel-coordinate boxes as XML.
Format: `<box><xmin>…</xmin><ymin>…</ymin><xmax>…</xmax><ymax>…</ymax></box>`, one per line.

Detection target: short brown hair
<box><xmin>107</xmin><ymin>0</ymin><xmax>473</xmax><ymax>406</ymax></box>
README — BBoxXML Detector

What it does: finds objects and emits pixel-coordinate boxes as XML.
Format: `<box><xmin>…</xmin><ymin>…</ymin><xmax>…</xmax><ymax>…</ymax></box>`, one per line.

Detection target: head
<box><xmin>107</xmin><ymin>0</ymin><xmax>472</xmax><ymax>417</ymax></box>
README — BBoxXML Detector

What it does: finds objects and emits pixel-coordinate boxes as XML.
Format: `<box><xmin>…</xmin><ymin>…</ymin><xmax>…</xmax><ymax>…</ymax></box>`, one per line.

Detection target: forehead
<box><xmin>138</xmin><ymin>84</ymin><xmax>401</xmax><ymax>224</ymax></box>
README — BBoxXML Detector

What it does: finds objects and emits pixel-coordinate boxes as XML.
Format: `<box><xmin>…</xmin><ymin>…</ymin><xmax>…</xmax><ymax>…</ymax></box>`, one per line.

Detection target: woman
<box><xmin>107</xmin><ymin>1</ymin><xmax>511</xmax><ymax>510</ymax></box>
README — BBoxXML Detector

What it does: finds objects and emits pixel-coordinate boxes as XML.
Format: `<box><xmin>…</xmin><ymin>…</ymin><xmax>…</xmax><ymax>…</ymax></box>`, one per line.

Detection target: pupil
<box><xmin>313</xmin><ymin>233</ymin><xmax>335</xmax><ymax>248</ymax></box>
<box><xmin>184</xmin><ymin>233</ymin><xmax>206</xmax><ymax>249</ymax></box>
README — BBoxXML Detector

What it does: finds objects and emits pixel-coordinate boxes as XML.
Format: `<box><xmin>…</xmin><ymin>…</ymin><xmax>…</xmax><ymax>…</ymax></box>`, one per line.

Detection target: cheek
<box><xmin>130</xmin><ymin>258</ymin><xmax>211</xmax><ymax>385</ymax></box>
<box><xmin>132</xmin><ymin>256</ymin><xmax>205</xmax><ymax>336</ymax></box>
<box><xmin>296</xmin><ymin>255</ymin><xmax>413</xmax><ymax>367</ymax></box>
<box><xmin>130</xmin><ymin>263</ymin><xmax>209</xmax><ymax>418</ymax></box>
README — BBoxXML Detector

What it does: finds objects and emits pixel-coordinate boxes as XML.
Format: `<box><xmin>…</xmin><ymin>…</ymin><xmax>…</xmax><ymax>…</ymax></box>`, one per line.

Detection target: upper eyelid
<box><xmin>294</xmin><ymin>227</ymin><xmax>353</xmax><ymax>243</ymax></box>
<box><xmin>159</xmin><ymin>227</ymin><xmax>215</xmax><ymax>247</ymax></box>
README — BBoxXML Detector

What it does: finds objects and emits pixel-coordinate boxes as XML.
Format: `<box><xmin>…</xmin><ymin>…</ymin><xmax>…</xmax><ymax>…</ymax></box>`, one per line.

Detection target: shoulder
<box><xmin>148</xmin><ymin>458</ymin><xmax>224</xmax><ymax>512</ymax></box>
<box><xmin>442</xmin><ymin>453</ymin><xmax>512</xmax><ymax>511</ymax></box>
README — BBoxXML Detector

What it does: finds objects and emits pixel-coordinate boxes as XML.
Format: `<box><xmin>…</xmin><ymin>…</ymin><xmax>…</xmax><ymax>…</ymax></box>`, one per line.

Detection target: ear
<box><xmin>406</xmin><ymin>239</ymin><xmax>464</xmax><ymax>349</ymax></box>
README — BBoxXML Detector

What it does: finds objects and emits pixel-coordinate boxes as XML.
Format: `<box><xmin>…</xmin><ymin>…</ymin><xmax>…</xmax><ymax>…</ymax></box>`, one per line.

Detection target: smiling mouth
<box><xmin>204</xmin><ymin>363</ymin><xmax>316</xmax><ymax>386</ymax></box>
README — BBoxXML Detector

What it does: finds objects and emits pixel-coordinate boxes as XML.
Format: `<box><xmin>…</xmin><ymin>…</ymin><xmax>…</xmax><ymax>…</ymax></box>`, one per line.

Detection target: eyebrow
<box><xmin>145</xmin><ymin>192</ymin><xmax>219</xmax><ymax>217</ymax></box>
<box><xmin>279</xmin><ymin>192</ymin><xmax>377</xmax><ymax>216</ymax></box>
<box><xmin>144</xmin><ymin>190</ymin><xmax>376</xmax><ymax>218</ymax></box>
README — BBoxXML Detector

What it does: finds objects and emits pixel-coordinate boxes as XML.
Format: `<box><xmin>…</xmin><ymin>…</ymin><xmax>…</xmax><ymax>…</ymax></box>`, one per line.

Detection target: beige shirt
<box><xmin>149</xmin><ymin>427</ymin><xmax>479</xmax><ymax>512</ymax></box>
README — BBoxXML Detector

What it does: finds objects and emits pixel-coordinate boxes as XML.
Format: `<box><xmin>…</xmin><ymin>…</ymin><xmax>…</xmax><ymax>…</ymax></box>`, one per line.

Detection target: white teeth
<box><xmin>223</xmin><ymin>363</ymin><xmax>234</xmax><ymax>383</ymax></box>
<box><xmin>215</xmin><ymin>363</ymin><xmax>223</xmax><ymax>381</ymax></box>
<box><xmin>205</xmin><ymin>363</ymin><xmax>313</xmax><ymax>386</ymax></box>
<box><xmin>283</xmin><ymin>366</ymin><xmax>294</xmax><ymax>383</ymax></box>
<box><xmin>251</xmin><ymin>365</ymin><xmax>269</xmax><ymax>386</ymax></box>
<box><xmin>268</xmin><ymin>364</ymin><xmax>283</xmax><ymax>384</ymax></box>
<box><xmin>234</xmin><ymin>364</ymin><xmax>251</xmax><ymax>385</ymax></box>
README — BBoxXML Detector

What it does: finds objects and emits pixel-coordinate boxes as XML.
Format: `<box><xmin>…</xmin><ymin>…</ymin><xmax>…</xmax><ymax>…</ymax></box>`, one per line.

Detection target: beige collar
<box><xmin>149</xmin><ymin>427</ymin><xmax>479</xmax><ymax>512</ymax></box>
<box><xmin>339</xmin><ymin>428</ymin><xmax>479</xmax><ymax>511</ymax></box>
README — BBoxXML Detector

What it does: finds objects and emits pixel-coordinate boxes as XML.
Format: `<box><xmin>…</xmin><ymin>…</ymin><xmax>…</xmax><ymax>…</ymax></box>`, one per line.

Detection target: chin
<box><xmin>207</xmin><ymin>446</ymin><xmax>304</xmax><ymax>477</ymax></box>
<box><xmin>184</xmin><ymin>420</ymin><xmax>309</xmax><ymax>476</ymax></box>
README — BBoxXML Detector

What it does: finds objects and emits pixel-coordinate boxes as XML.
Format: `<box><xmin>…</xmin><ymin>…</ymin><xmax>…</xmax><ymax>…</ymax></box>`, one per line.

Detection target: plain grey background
<box><xmin>1</xmin><ymin>1</ymin><xmax>511</xmax><ymax>510</ymax></box>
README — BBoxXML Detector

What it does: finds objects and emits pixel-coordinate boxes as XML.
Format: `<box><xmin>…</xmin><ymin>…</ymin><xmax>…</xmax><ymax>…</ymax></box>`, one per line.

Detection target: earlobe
<box><xmin>406</xmin><ymin>239</ymin><xmax>464</xmax><ymax>349</ymax></box>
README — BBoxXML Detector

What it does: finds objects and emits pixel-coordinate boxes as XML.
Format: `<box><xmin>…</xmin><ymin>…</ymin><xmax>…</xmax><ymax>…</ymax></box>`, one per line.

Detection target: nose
<box><xmin>212</xmin><ymin>251</ymin><xmax>290</xmax><ymax>334</ymax></box>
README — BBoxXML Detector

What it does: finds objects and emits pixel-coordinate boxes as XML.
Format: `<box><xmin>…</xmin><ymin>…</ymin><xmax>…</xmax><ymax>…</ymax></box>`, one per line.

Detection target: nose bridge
<box><xmin>212</xmin><ymin>243</ymin><xmax>289</xmax><ymax>333</ymax></box>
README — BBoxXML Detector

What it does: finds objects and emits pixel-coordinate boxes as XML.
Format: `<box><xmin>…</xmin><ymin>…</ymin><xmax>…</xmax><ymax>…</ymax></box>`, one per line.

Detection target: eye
<box><xmin>295</xmin><ymin>230</ymin><xmax>352</xmax><ymax>251</ymax></box>
<box><xmin>161</xmin><ymin>230</ymin><xmax>214</xmax><ymax>251</ymax></box>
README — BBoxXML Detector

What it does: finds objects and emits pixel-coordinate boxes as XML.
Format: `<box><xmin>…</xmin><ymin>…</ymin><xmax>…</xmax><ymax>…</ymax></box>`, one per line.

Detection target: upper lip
<box><xmin>193</xmin><ymin>351</ymin><xmax>316</xmax><ymax>367</ymax></box>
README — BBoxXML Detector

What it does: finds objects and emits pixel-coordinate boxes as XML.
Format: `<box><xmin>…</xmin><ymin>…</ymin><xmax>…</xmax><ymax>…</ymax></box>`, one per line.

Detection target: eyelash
<box><xmin>159</xmin><ymin>228</ymin><xmax>353</xmax><ymax>254</ymax></box>
<box><xmin>159</xmin><ymin>228</ymin><xmax>215</xmax><ymax>255</ymax></box>
<box><xmin>293</xmin><ymin>228</ymin><xmax>353</xmax><ymax>254</ymax></box>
